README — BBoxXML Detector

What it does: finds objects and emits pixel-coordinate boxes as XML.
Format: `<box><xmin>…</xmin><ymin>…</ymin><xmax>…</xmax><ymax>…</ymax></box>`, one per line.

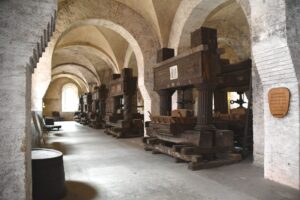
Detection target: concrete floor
<box><xmin>45</xmin><ymin>121</ymin><xmax>300</xmax><ymax>200</ymax></box>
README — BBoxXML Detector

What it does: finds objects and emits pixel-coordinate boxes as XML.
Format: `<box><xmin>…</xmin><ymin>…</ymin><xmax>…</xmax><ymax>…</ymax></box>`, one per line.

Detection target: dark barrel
<box><xmin>32</xmin><ymin>148</ymin><xmax>66</xmax><ymax>200</ymax></box>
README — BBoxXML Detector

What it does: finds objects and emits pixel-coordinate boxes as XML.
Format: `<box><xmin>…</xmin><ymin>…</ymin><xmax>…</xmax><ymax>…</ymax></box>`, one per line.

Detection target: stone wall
<box><xmin>0</xmin><ymin>0</ymin><xmax>56</xmax><ymax>199</ymax></box>
<box><xmin>252</xmin><ymin>66</ymin><xmax>264</xmax><ymax>166</ymax></box>
<box><xmin>43</xmin><ymin>77</ymin><xmax>83</xmax><ymax>121</ymax></box>
<box><xmin>250</xmin><ymin>0</ymin><xmax>300</xmax><ymax>189</ymax></box>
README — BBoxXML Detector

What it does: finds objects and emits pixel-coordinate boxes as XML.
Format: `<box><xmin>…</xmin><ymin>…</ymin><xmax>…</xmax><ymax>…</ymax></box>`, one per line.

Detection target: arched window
<box><xmin>62</xmin><ymin>83</ymin><xmax>79</xmax><ymax>112</ymax></box>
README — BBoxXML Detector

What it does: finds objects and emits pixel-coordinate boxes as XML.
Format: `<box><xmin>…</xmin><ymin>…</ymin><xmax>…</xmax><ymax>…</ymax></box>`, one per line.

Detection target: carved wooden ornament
<box><xmin>268</xmin><ymin>87</ymin><xmax>290</xmax><ymax>118</ymax></box>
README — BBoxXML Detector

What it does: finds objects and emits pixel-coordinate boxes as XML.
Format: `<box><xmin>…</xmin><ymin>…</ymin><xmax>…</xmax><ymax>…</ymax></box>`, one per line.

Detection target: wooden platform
<box><xmin>105</xmin><ymin>125</ymin><xmax>143</xmax><ymax>138</ymax></box>
<box><xmin>143</xmin><ymin>137</ymin><xmax>242</xmax><ymax>170</ymax></box>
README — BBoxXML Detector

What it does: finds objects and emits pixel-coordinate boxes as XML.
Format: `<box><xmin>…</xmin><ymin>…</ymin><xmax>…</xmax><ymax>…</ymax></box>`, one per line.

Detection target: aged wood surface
<box><xmin>105</xmin><ymin>68</ymin><xmax>143</xmax><ymax>138</ymax></box>
<box><xmin>143</xmin><ymin>137</ymin><xmax>241</xmax><ymax>171</ymax></box>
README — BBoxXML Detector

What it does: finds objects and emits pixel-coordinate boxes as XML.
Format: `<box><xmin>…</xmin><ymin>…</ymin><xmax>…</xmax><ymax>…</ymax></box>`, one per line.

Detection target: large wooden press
<box><xmin>144</xmin><ymin>27</ymin><xmax>251</xmax><ymax>169</ymax></box>
<box><xmin>105</xmin><ymin>68</ymin><xmax>144</xmax><ymax>138</ymax></box>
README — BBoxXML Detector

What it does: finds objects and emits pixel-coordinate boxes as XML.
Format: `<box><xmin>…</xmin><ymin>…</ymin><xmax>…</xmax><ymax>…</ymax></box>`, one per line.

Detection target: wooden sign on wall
<box><xmin>268</xmin><ymin>87</ymin><xmax>290</xmax><ymax>118</ymax></box>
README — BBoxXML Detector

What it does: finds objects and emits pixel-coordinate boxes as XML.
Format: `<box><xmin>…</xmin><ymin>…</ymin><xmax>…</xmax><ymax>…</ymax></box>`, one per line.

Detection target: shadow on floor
<box><xmin>62</xmin><ymin>181</ymin><xmax>98</xmax><ymax>200</ymax></box>
<box><xmin>53</xmin><ymin>133</ymin><xmax>64</xmax><ymax>137</ymax></box>
<box><xmin>43</xmin><ymin>142</ymin><xmax>72</xmax><ymax>155</ymax></box>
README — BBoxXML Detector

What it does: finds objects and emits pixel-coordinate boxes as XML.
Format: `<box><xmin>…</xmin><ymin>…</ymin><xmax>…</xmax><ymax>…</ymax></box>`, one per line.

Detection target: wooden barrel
<box><xmin>32</xmin><ymin>148</ymin><xmax>66</xmax><ymax>200</ymax></box>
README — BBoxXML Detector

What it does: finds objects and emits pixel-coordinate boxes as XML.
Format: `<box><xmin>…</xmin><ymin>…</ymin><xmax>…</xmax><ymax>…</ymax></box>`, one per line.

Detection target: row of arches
<box><xmin>31</xmin><ymin>0</ymin><xmax>300</xmax><ymax>190</ymax></box>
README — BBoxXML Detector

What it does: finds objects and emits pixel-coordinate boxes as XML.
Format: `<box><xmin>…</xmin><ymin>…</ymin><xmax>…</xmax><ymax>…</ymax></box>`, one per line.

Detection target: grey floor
<box><xmin>45</xmin><ymin>121</ymin><xmax>300</xmax><ymax>200</ymax></box>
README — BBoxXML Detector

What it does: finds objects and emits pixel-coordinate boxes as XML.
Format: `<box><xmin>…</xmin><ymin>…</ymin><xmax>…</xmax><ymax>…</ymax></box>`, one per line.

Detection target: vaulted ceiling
<box><xmin>52</xmin><ymin>0</ymin><xmax>250</xmax><ymax>93</ymax></box>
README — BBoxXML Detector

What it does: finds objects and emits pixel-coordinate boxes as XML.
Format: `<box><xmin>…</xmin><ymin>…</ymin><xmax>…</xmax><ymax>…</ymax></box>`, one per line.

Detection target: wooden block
<box><xmin>152</xmin><ymin>149</ymin><xmax>161</xmax><ymax>154</ymax></box>
<box><xmin>144</xmin><ymin>144</ymin><xmax>153</xmax><ymax>151</ymax></box>
<box><xmin>191</xmin><ymin>155</ymin><xmax>203</xmax><ymax>163</ymax></box>
<box><xmin>229</xmin><ymin>153</ymin><xmax>242</xmax><ymax>161</ymax></box>
<box><xmin>142</xmin><ymin>137</ymin><xmax>148</xmax><ymax>143</ymax></box>
<box><xmin>172</xmin><ymin>145</ymin><xmax>188</xmax><ymax>153</ymax></box>
<box><xmin>191</xmin><ymin>27</ymin><xmax>217</xmax><ymax>49</ymax></box>
<box><xmin>147</xmin><ymin>138</ymin><xmax>159</xmax><ymax>145</ymax></box>
<box><xmin>188</xmin><ymin>159</ymin><xmax>238</xmax><ymax>170</ymax></box>
<box><xmin>157</xmin><ymin>48</ymin><xmax>175</xmax><ymax>62</ymax></box>
<box><xmin>175</xmin><ymin>158</ymin><xmax>185</xmax><ymax>163</ymax></box>
<box><xmin>181</xmin><ymin>147</ymin><xmax>196</xmax><ymax>155</ymax></box>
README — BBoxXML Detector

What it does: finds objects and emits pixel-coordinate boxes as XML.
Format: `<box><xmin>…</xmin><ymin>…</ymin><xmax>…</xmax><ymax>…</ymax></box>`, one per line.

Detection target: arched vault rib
<box><xmin>52</xmin><ymin>72</ymin><xmax>88</xmax><ymax>86</ymax></box>
<box><xmin>53</xmin><ymin>63</ymin><xmax>100</xmax><ymax>81</ymax></box>
<box><xmin>52</xmin><ymin>64</ymin><xmax>100</xmax><ymax>85</ymax></box>
<box><xmin>123</xmin><ymin>45</ymin><xmax>134</xmax><ymax>68</ymax></box>
<box><xmin>52</xmin><ymin>69</ymin><xmax>88</xmax><ymax>86</ymax></box>
<box><xmin>53</xmin><ymin>47</ymin><xmax>100</xmax><ymax>81</ymax></box>
<box><xmin>54</xmin><ymin>19</ymin><xmax>144</xmax><ymax>74</ymax></box>
<box><xmin>56</xmin><ymin>25</ymin><xmax>120</xmax><ymax>71</ymax></box>
<box><xmin>37</xmin><ymin>0</ymin><xmax>161</xmax><ymax>116</ymax></box>
<box><xmin>52</xmin><ymin>73</ymin><xmax>89</xmax><ymax>92</ymax></box>
<box><xmin>57</xmin><ymin>43</ymin><xmax>119</xmax><ymax>73</ymax></box>
<box><xmin>54</xmin><ymin>19</ymin><xmax>152</xmax><ymax>113</ymax></box>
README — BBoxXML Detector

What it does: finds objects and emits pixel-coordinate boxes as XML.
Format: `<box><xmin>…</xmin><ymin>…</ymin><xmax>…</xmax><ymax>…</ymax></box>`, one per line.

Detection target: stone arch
<box><xmin>123</xmin><ymin>46</ymin><xmax>134</xmax><ymax>68</ymax></box>
<box><xmin>57</xmin><ymin>43</ymin><xmax>119</xmax><ymax>73</ymax></box>
<box><xmin>53</xmin><ymin>63</ymin><xmax>100</xmax><ymax>84</ymax></box>
<box><xmin>168</xmin><ymin>0</ymin><xmax>250</xmax><ymax>54</ymax></box>
<box><xmin>249</xmin><ymin>0</ymin><xmax>299</xmax><ymax>190</ymax></box>
<box><xmin>54</xmin><ymin>19</ymin><xmax>144</xmax><ymax>80</ymax></box>
<box><xmin>34</xmin><ymin>0</ymin><xmax>161</xmax><ymax>117</ymax></box>
<box><xmin>123</xmin><ymin>46</ymin><xmax>138</xmax><ymax>76</ymax></box>
<box><xmin>51</xmin><ymin>18</ymin><xmax>159</xmax><ymax>120</ymax></box>
<box><xmin>53</xmin><ymin>47</ymin><xmax>101</xmax><ymax>80</ymax></box>
<box><xmin>52</xmin><ymin>74</ymin><xmax>89</xmax><ymax>92</ymax></box>
<box><xmin>52</xmin><ymin>64</ymin><xmax>99</xmax><ymax>85</ymax></box>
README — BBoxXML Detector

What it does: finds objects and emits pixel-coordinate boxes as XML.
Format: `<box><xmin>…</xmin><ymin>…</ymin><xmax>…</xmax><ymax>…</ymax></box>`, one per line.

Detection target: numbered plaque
<box><xmin>268</xmin><ymin>87</ymin><xmax>290</xmax><ymax>118</ymax></box>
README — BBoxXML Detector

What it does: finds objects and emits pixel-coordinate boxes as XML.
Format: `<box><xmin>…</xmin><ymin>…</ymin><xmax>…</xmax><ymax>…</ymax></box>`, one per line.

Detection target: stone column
<box><xmin>0</xmin><ymin>1</ymin><xmax>56</xmax><ymax>199</ymax></box>
<box><xmin>250</xmin><ymin>0</ymin><xmax>300</xmax><ymax>189</ymax></box>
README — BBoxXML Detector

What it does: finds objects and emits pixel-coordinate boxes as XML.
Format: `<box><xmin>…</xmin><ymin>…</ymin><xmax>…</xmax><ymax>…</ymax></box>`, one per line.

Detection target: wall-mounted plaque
<box><xmin>268</xmin><ymin>87</ymin><xmax>290</xmax><ymax>118</ymax></box>
<box><xmin>169</xmin><ymin>65</ymin><xmax>178</xmax><ymax>80</ymax></box>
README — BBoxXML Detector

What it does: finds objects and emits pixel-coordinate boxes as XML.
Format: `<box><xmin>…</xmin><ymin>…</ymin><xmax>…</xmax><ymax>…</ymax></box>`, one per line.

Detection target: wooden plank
<box><xmin>181</xmin><ymin>146</ymin><xmax>232</xmax><ymax>155</ymax></box>
<box><xmin>188</xmin><ymin>158</ymin><xmax>240</xmax><ymax>170</ymax></box>
<box><xmin>154</xmin><ymin>51</ymin><xmax>203</xmax><ymax>90</ymax></box>
<box><xmin>172</xmin><ymin>145</ymin><xmax>190</xmax><ymax>153</ymax></box>
<box><xmin>144</xmin><ymin>138</ymin><xmax>241</xmax><ymax>171</ymax></box>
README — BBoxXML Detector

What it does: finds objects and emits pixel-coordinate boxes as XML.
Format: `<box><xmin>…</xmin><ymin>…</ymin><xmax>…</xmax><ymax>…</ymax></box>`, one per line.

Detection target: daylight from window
<box><xmin>62</xmin><ymin>83</ymin><xmax>78</xmax><ymax>112</ymax></box>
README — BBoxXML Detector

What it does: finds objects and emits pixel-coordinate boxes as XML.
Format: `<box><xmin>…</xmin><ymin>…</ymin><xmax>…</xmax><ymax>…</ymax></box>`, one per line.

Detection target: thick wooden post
<box><xmin>177</xmin><ymin>88</ymin><xmax>194</xmax><ymax>109</ymax></box>
<box><xmin>214</xmin><ymin>90</ymin><xmax>228</xmax><ymax>114</ymax></box>
<box><xmin>123</xmin><ymin>68</ymin><xmax>135</xmax><ymax>122</ymax></box>
<box><xmin>156</xmin><ymin>48</ymin><xmax>175</xmax><ymax>116</ymax></box>
<box><xmin>99</xmin><ymin>85</ymin><xmax>107</xmax><ymax>121</ymax></box>
<box><xmin>195</xmin><ymin>83</ymin><xmax>215</xmax><ymax>130</ymax></box>
<box><xmin>123</xmin><ymin>92</ymin><xmax>133</xmax><ymax>122</ymax></box>
<box><xmin>158</xmin><ymin>90</ymin><xmax>173</xmax><ymax>116</ymax></box>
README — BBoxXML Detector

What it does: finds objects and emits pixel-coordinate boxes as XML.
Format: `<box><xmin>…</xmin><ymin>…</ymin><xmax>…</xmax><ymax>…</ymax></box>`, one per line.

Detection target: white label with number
<box><xmin>169</xmin><ymin>65</ymin><xmax>178</xmax><ymax>80</ymax></box>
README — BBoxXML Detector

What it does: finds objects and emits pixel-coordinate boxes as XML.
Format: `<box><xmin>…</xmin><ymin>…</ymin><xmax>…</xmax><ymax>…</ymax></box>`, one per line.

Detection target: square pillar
<box><xmin>0</xmin><ymin>53</ymin><xmax>32</xmax><ymax>199</ymax></box>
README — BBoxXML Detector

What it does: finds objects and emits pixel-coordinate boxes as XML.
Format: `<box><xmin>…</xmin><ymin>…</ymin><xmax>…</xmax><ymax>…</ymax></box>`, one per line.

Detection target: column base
<box><xmin>194</xmin><ymin>124</ymin><xmax>216</xmax><ymax>131</ymax></box>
